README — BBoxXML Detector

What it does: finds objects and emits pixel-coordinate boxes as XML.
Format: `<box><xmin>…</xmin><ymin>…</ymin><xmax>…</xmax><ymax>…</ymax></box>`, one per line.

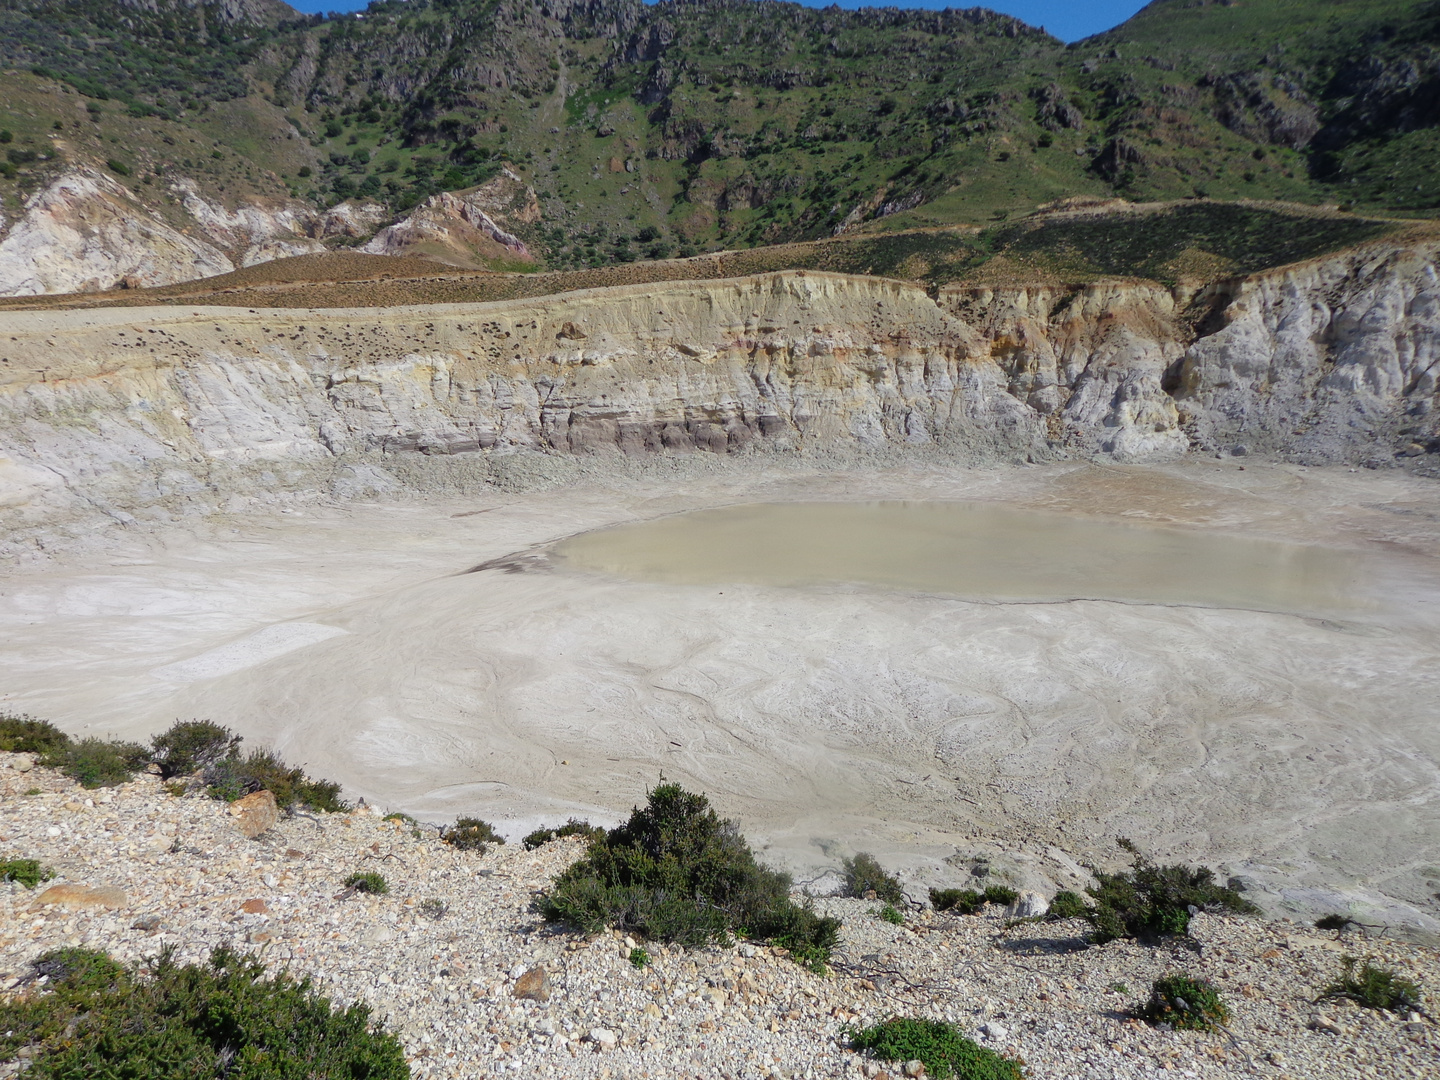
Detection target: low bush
<box><xmin>539</xmin><ymin>782</ymin><xmax>840</xmax><ymax>972</ymax></box>
<box><xmin>847</xmin><ymin>1018</ymin><xmax>1023</xmax><ymax>1080</ymax></box>
<box><xmin>931</xmin><ymin>887</ymin><xmax>984</xmax><ymax>914</ymax></box>
<box><xmin>204</xmin><ymin>749</ymin><xmax>348</xmax><ymax>813</ymax></box>
<box><xmin>0</xmin><ymin>714</ymin><xmax>70</xmax><ymax>756</ymax></box>
<box><xmin>0</xmin><ymin>945</ymin><xmax>408</xmax><ymax>1078</ymax></box>
<box><xmin>0</xmin><ymin>714</ymin><xmax>348</xmax><ymax>811</ymax></box>
<box><xmin>522</xmin><ymin>818</ymin><xmax>604</xmax><ymax>850</ymax></box>
<box><xmin>982</xmin><ymin>885</ymin><xmax>1018</xmax><ymax>906</ymax></box>
<box><xmin>876</xmin><ymin>904</ymin><xmax>905</xmax><ymax>925</ymax></box>
<box><xmin>343</xmin><ymin>872</ymin><xmax>388</xmax><ymax>896</ymax></box>
<box><xmin>1046</xmin><ymin>890</ymin><xmax>1090</xmax><ymax>920</ymax></box>
<box><xmin>0</xmin><ymin>858</ymin><xmax>53</xmax><ymax>889</ymax></box>
<box><xmin>150</xmin><ymin>720</ymin><xmax>241</xmax><ymax>778</ymax></box>
<box><xmin>842</xmin><ymin>852</ymin><xmax>904</xmax><ymax>905</ymax></box>
<box><xmin>444</xmin><ymin>817</ymin><xmax>505</xmax><ymax>853</ymax></box>
<box><xmin>628</xmin><ymin>946</ymin><xmax>650</xmax><ymax>969</ymax></box>
<box><xmin>1085</xmin><ymin>839</ymin><xmax>1258</xmax><ymax>944</ymax></box>
<box><xmin>930</xmin><ymin>885</ymin><xmax>1021</xmax><ymax>915</ymax></box>
<box><xmin>1314</xmin><ymin>914</ymin><xmax>1355</xmax><ymax>932</ymax></box>
<box><xmin>1318</xmin><ymin>956</ymin><xmax>1423</xmax><ymax>1014</ymax></box>
<box><xmin>41</xmin><ymin>737</ymin><xmax>149</xmax><ymax>789</ymax></box>
<box><xmin>1133</xmin><ymin>973</ymin><xmax>1230</xmax><ymax>1032</ymax></box>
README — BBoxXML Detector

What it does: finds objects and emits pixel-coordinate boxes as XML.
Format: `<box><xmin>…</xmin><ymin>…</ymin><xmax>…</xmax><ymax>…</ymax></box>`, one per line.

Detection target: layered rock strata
<box><xmin>1</xmin><ymin>241</ymin><xmax>1439</xmax><ymax>529</ymax></box>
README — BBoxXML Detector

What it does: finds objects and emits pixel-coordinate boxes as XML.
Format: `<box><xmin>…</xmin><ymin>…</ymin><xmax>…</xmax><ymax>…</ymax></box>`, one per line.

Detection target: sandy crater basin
<box><xmin>3</xmin><ymin>459</ymin><xmax>1440</xmax><ymax>933</ymax></box>
<box><xmin>552</xmin><ymin>500</ymin><xmax>1372</xmax><ymax>616</ymax></box>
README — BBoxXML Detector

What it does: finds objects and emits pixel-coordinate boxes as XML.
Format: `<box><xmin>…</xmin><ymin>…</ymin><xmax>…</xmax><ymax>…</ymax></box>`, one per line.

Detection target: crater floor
<box><xmin>4</xmin><ymin>458</ymin><xmax>1439</xmax><ymax>933</ymax></box>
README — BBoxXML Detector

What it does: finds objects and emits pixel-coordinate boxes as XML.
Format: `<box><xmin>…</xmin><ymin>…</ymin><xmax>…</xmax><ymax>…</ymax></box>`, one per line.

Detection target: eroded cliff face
<box><xmin>1</xmin><ymin>244</ymin><xmax>1439</xmax><ymax>536</ymax></box>
<box><xmin>0</xmin><ymin>168</ymin><xmax>545</xmax><ymax>297</ymax></box>
<box><xmin>1177</xmin><ymin>243</ymin><xmax>1440</xmax><ymax>463</ymax></box>
<box><xmin>0</xmin><ymin>172</ymin><xmax>235</xmax><ymax>296</ymax></box>
<box><xmin>0</xmin><ymin>168</ymin><xmax>390</xmax><ymax>297</ymax></box>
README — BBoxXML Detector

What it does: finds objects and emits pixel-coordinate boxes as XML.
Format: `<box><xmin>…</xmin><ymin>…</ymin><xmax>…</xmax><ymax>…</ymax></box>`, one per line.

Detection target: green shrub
<box><xmin>1046</xmin><ymin>890</ymin><xmax>1090</xmax><ymax>920</ymax></box>
<box><xmin>1085</xmin><ymin>839</ymin><xmax>1258</xmax><ymax>944</ymax></box>
<box><xmin>443</xmin><ymin>817</ymin><xmax>505</xmax><ymax>853</ymax></box>
<box><xmin>539</xmin><ymin>782</ymin><xmax>840</xmax><ymax>971</ymax></box>
<box><xmin>105</xmin><ymin>158</ymin><xmax>130</xmax><ymax>176</ymax></box>
<box><xmin>0</xmin><ymin>858</ymin><xmax>53</xmax><ymax>889</ymax></box>
<box><xmin>42</xmin><ymin>737</ymin><xmax>149</xmax><ymax>789</ymax></box>
<box><xmin>0</xmin><ymin>714</ymin><xmax>70</xmax><ymax>756</ymax></box>
<box><xmin>1134</xmin><ymin>973</ymin><xmax>1231</xmax><ymax>1032</ymax></box>
<box><xmin>982</xmin><ymin>885</ymin><xmax>1018</xmax><ymax>906</ymax></box>
<box><xmin>876</xmin><ymin>904</ymin><xmax>905</xmax><ymax>925</ymax></box>
<box><xmin>204</xmin><ymin>749</ymin><xmax>348</xmax><ymax>813</ymax></box>
<box><xmin>628</xmin><ymin>946</ymin><xmax>650</xmax><ymax>969</ymax></box>
<box><xmin>1314</xmin><ymin>914</ymin><xmax>1354</xmax><ymax>932</ymax></box>
<box><xmin>842</xmin><ymin>852</ymin><xmax>904</xmax><ymax>905</ymax></box>
<box><xmin>847</xmin><ymin>1018</ymin><xmax>1022</xmax><ymax>1080</ymax></box>
<box><xmin>150</xmin><ymin>720</ymin><xmax>241</xmax><ymax>778</ymax></box>
<box><xmin>0</xmin><ymin>946</ymin><xmax>407</xmax><ymax>1079</ymax></box>
<box><xmin>931</xmin><ymin>888</ymin><xmax>985</xmax><ymax>914</ymax></box>
<box><xmin>522</xmin><ymin>818</ymin><xmax>604</xmax><ymax>850</ymax></box>
<box><xmin>930</xmin><ymin>885</ymin><xmax>1019</xmax><ymax>914</ymax></box>
<box><xmin>1318</xmin><ymin>956</ymin><xmax>1423</xmax><ymax>1014</ymax></box>
<box><xmin>343</xmin><ymin>872</ymin><xmax>388</xmax><ymax>896</ymax></box>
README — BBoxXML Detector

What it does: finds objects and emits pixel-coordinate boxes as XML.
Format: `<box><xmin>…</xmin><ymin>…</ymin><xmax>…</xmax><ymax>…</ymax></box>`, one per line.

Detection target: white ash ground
<box><xmin>0</xmin><ymin>755</ymin><xmax>1435</xmax><ymax>1080</ymax></box>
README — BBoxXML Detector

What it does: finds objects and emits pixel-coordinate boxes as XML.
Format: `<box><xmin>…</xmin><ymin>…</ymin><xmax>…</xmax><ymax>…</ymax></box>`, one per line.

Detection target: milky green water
<box><xmin>552</xmin><ymin>501</ymin><xmax>1369</xmax><ymax>615</ymax></box>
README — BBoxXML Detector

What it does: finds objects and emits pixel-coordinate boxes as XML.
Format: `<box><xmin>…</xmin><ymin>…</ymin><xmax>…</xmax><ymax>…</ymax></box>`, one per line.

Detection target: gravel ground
<box><xmin>0</xmin><ymin>754</ymin><xmax>1435</xmax><ymax>1080</ymax></box>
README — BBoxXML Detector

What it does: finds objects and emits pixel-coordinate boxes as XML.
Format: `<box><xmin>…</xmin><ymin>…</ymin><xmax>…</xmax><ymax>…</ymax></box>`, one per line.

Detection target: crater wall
<box><xmin>2</xmin><ymin>246</ymin><xmax>1439</xmax><ymax>541</ymax></box>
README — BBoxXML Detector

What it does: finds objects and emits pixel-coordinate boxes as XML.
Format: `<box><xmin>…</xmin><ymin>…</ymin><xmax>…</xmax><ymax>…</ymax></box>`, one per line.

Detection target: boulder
<box><xmin>1006</xmin><ymin>891</ymin><xmax>1050</xmax><ymax>919</ymax></box>
<box><xmin>513</xmin><ymin>966</ymin><xmax>552</xmax><ymax>1003</ymax></box>
<box><xmin>229</xmin><ymin>789</ymin><xmax>280</xmax><ymax>838</ymax></box>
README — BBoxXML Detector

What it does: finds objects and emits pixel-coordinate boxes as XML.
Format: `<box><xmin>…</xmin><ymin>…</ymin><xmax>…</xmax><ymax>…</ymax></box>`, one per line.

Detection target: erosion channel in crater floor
<box><xmin>3</xmin><ymin>460</ymin><xmax>1440</xmax><ymax>939</ymax></box>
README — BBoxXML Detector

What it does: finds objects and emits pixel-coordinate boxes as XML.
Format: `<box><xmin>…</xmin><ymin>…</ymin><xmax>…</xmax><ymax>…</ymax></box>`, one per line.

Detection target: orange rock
<box><xmin>229</xmin><ymin>789</ymin><xmax>280</xmax><ymax>838</ymax></box>
<box><xmin>34</xmin><ymin>884</ymin><xmax>128</xmax><ymax>910</ymax></box>
<box><xmin>240</xmin><ymin>898</ymin><xmax>269</xmax><ymax>914</ymax></box>
<box><xmin>513</xmin><ymin>966</ymin><xmax>551</xmax><ymax>1002</ymax></box>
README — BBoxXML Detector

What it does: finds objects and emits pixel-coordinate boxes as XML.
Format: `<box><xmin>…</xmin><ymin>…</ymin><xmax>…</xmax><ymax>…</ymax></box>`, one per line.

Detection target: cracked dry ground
<box><xmin>0</xmin><ymin>753</ymin><xmax>1434</xmax><ymax>1080</ymax></box>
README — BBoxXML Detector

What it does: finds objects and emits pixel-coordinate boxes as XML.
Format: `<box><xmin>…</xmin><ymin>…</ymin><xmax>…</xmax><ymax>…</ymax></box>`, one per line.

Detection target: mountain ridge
<box><xmin>0</xmin><ymin>0</ymin><xmax>1438</xmax><ymax>295</ymax></box>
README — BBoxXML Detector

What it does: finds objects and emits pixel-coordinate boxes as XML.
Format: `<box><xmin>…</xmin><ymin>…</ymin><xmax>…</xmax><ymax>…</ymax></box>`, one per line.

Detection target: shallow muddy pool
<box><xmin>553</xmin><ymin>500</ymin><xmax>1370</xmax><ymax>616</ymax></box>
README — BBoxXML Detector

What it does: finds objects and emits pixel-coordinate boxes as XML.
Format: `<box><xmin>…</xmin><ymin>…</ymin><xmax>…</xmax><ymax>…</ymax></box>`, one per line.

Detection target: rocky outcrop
<box><xmin>171</xmin><ymin>179</ymin><xmax>387</xmax><ymax>269</ymax></box>
<box><xmin>940</xmin><ymin>279</ymin><xmax>1188</xmax><ymax>459</ymax></box>
<box><xmin>1175</xmin><ymin>243</ymin><xmax>1440</xmax><ymax>463</ymax></box>
<box><xmin>2</xmin><ymin>243</ymin><xmax>1440</xmax><ymax>529</ymax></box>
<box><xmin>360</xmin><ymin>171</ymin><xmax>537</xmax><ymax>265</ymax></box>
<box><xmin>0</xmin><ymin>170</ymin><xmax>391</xmax><ymax>297</ymax></box>
<box><xmin>0</xmin><ymin>171</ymin><xmax>234</xmax><ymax>296</ymax></box>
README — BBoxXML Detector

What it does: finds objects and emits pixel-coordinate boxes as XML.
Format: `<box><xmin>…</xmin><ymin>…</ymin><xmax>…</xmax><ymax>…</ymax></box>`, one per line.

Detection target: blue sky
<box><xmin>286</xmin><ymin>1</ymin><xmax>1151</xmax><ymax>44</ymax></box>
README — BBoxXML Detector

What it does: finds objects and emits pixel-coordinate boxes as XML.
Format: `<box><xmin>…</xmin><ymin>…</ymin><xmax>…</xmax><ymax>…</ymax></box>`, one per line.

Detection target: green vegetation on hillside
<box><xmin>847</xmin><ymin>1017</ymin><xmax>1023</xmax><ymax>1080</ymax></box>
<box><xmin>539</xmin><ymin>782</ymin><xmax>840</xmax><ymax>971</ymax></box>
<box><xmin>0</xmin><ymin>945</ymin><xmax>408</xmax><ymax>1079</ymax></box>
<box><xmin>0</xmin><ymin>0</ymin><xmax>1433</xmax><ymax>275</ymax></box>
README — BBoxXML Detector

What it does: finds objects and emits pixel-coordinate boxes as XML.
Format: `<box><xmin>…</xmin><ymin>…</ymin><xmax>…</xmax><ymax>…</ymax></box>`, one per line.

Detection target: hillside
<box><xmin>2</xmin><ymin>750</ymin><xmax>1435</xmax><ymax>1079</ymax></box>
<box><xmin>0</xmin><ymin>0</ymin><xmax>1438</xmax><ymax>295</ymax></box>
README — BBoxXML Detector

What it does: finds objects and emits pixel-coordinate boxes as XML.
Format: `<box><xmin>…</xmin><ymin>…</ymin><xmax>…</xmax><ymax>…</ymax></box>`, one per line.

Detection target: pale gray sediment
<box><xmin>3</xmin><ymin>255</ymin><xmax>1440</xmax><ymax>939</ymax></box>
<box><xmin>2</xmin><ymin>457</ymin><xmax>1439</xmax><ymax>940</ymax></box>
